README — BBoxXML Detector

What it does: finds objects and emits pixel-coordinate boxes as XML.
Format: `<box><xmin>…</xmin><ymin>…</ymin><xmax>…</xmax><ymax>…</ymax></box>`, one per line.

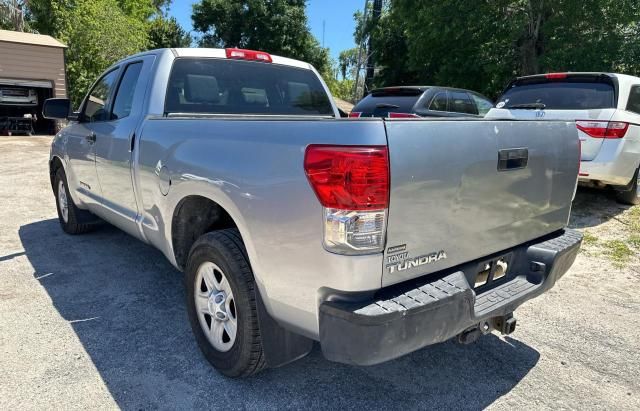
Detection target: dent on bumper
<box><xmin>319</xmin><ymin>229</ymin><xmax>583</xmax><ymax>366</ymax></box>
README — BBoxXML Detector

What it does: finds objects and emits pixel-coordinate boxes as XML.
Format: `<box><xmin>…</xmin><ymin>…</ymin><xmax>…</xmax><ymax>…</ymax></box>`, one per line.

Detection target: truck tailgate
<box><xmin>383</xmin><ymin>119</ymin><xmax>579</xmax><ymax>286</ymax></box>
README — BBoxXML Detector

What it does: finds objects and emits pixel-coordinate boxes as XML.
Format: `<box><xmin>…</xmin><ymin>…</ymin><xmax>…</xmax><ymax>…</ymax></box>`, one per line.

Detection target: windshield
<box><xmin>498</xmin><ymin>80</ymin><xmax>616</xmax><ymax>110</ymax></box>
<box><xmin>165</xmin><ymin>58</ymin><xmax>334</xmax><ymax>116</ymax></box>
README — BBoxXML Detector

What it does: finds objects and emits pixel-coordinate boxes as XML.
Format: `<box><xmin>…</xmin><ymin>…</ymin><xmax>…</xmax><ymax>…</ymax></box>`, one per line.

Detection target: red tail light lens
<box><xmin>545</xmin><ymin>73</ymin><xmax>568</xmax><ymax>79</ymax></box>
<box><xmin>576</xmin><ymin>120</ymin><xmax>629</xmax><ymax>139</ymax></box>
<box><xmin>388</xmin><ymin>112</ymin><xmax>420</xmax><ymax>118</ymax></box>
<box><xmin>349</xmin><ymin>112</ymin><xmax>362</xmax><ymax>118</ymax></box>
<box><xmin>304</xmin><ymin>145</ymin><xmax>389</xmax><ymax>210</ymax></box>
<box><xmin>225</xmin><ymin>48</ymin><xmax>272</xmax><ymax>62</ymax></box>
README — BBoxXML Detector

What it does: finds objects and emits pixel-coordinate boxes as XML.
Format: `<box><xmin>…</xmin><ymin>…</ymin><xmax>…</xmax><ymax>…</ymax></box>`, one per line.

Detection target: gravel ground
<box><xmin>1</xmin><ymin>136</ymin><xmax>639</xmax><ymax>410</ymax></box>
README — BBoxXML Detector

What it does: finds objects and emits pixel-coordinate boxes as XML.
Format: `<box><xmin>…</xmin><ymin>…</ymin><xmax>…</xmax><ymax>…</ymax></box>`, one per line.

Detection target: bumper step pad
<box><xmin>319</xmin><ymin>229</ymin><xmax>583</xmax><ymax>365</ymax></box>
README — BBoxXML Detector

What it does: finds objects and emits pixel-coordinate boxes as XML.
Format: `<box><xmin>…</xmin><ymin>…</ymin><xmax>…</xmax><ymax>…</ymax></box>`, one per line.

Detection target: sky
<box><xmin>170</xmin><ymin>0</ymin><xmax>362</xmax><ymax>59</ymax></box>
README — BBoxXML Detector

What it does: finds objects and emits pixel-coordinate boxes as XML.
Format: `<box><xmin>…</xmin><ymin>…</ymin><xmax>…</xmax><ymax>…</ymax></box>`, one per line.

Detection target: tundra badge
<box><xmin>386</xmin><ymin>250</ymin><xmax>447</xmax><ymax>274</ymax></box>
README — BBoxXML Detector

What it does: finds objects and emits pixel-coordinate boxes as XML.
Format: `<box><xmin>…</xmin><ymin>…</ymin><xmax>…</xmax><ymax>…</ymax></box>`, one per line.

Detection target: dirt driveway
<box><xmin>1</xmin><ymin>136</ymin><xmax>639</xmax><ymax>410</ymax></box>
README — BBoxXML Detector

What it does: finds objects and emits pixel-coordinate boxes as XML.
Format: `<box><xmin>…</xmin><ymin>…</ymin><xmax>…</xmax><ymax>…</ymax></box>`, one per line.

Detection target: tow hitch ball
<box><xmin>456</xmin><ymin>313</ymin><xmax>517</xmax><ymax>344</ymax></box>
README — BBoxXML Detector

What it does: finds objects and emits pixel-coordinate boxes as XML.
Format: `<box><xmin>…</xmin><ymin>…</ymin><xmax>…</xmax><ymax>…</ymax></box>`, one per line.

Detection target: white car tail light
<box><xmin>304</xmin><ymin>145</ymin><xmax>389</xmax><ymax>255</ymax></box>
<box><xmin>576</xmin><ymin>120</ymin><xmax>629</xmax><ymax>139</ymax></box>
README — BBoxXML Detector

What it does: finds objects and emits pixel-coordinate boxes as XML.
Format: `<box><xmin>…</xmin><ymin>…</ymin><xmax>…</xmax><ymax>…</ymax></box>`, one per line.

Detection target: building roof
<box><xmin>334</xmin><ymin>98</ymin><xmax>354</xmax><ymax>113</ymax></box>
<box><xmin>0</xmin><ymin>29</ymin><xmax>66</xmax><ymax>48</ymax></box>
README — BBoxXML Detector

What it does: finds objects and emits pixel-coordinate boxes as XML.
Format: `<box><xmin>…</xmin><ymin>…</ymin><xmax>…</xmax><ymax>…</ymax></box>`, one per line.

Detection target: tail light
<box><xmin>545</xmin><ymin>73</ymin><xmax>568</xmax><ymax>79</ymax></box>
<box><xmin>349</xmin><ymin>112</ymin><xmax>362</xmax><ymax>118</ymax></box>
<box><xmin>388</xmin><ymin>112</ymin><xmax>420</xmax><ymax>118</ymax></box>
<box><xmin>225</xmin><ymin>48</ymin><xmax>272</xmax><ymax>63</ymax></box>
<box><xmin>304</xmin><ymin>145</ymin><xmax>389</xmax><ymax>254</ymax></box>
<box><xmin>576</xmin><ymin>120</ymin><xmax>629</xmax><ymax>139</ymax></box>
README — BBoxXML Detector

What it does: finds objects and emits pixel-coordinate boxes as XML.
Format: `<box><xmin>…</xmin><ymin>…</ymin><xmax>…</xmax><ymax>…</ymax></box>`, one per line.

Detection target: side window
<box><xmin>449</xmin><ymin>91</ymin><xmax>477</xmax><ymax>114</ymax></box>
<box><xmin>112</xmin><ymin>62</ymin><xmax>143</xmax><ymax>120</ymax></box>
<box><xmin>428</xmin><ymin>92</ymin><xmax>448</xmax><ymax>111</ymax></box>
<box><xmin>83</xmin><ymin>69</ymin><xmax>119</xmax><ymax>122</ymax></box>
<box><xmin>470</xmin><ymin>93</ymin><xmax>494</xmax><ymax>116</ymax></box>
<box><xmin>626</xmin><ymin>85</ymin><xmax>640</xmax><ymax>115</ymax></box>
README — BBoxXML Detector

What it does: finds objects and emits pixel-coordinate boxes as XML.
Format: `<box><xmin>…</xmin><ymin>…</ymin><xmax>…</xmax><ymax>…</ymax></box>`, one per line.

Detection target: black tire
<box><xmin>53</xmin><ymin>168</ymin><xmax>96</xmax><ymax>234</ymax></box>
<box><xmin>185</xmin><ymin>229</ymin><xmax>266</xmax><ymax>377</ymax></box>
<box><xmin>615</xmin><ymin>167</ymin><xmax>640</xmax><ymax>205</ymax></box>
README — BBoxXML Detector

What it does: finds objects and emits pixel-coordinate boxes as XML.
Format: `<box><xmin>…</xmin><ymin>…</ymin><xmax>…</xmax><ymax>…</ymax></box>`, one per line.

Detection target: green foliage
<box><xmin>191</xmin><ymin>0</ymin><xmax>330</xmax><ymax>73</ymax></box>
<box><xmin>325</xmin><ymin>77</ymin><xmax>354</xmax><ymax>102</ymax></box>
<box><xmin>148</xmin><ymin>16</ymin><xmax>192</xmax><ymax>49</ymax></box>
<box><xmin>25</xmin><ymin>0</ymin><xmax>191</xmax><ymax>107</ymax></box>
<box><xmin>603</xmin><ymin>239</ymin><xmax>633</xmax><ymax>268</ymax></box>
<box><xmin>582</xmin><ymin>231</ymin><xmax>598</xmax><ymax>246</ymax></box>
<box><xmin>53</xmin><ymin>0</ymin><xmax>149</xmax><ymax>107</ymax></box>
<box><xmin>338</xmin><ymin>48</ymin><xmax>359</xmax><ymax>80</ymax></box>
<box><xmin>357</xmin><ymin>0</ymin><xmax>640</xmax><ymax>98</ymax></box>
<box><xmin>117</xmin><ymin>0</ymin><xmax>169</xmax><ymax>21</ymax></box>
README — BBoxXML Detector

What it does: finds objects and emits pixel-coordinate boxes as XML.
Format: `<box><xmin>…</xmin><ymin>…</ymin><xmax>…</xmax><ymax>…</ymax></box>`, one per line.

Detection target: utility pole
<box><xmin>364</xmin><ymin>0</ymin><xmax>383</xmax><ymax>90</ymax></box>
<box><xmin>352</xmin><ymin>0</ymin><xmax>369</xmax><ymax>103</ymax></box>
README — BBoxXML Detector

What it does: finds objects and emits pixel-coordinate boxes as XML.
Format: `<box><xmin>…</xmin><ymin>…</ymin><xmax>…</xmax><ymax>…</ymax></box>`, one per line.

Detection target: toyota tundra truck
<box><xmin>43</xmin><ymin>48</ymin><xmax>582</xmax><ymax>377</ymax></box>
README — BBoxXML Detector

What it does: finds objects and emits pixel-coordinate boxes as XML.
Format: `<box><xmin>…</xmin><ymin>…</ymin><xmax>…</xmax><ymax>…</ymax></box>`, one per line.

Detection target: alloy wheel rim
<box><xmin>58</xmin><ymin>180</ymin><xmax>69</xmax><ymax>223</ymax></box>
<box><xmin>194</xmin><ymin>261</ymin><xmax>237</xmax><ymax>352</ymax></box>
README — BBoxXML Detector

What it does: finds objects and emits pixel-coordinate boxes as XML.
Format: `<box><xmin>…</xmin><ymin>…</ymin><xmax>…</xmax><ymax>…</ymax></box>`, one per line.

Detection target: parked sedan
<box><xmin>350</xmin><ymin>86</ymin><xmax>494</xmax><ymax>118</ymax></box>
<box><xmin>486</xmin><ymin>72</ymin><xmax>640</xmax><ymax>205</ymax></box>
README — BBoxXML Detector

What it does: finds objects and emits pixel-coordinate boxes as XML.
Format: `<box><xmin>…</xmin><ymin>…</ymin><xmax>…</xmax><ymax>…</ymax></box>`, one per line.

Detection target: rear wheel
<box><xmin>185</xmin><ymin>229</ymin><xmax>266</xmax><ymax>377</ymax></box>
<box><xmin>615</xmin><ymin>167</ymin><xmax>640</xmax><ymax>205</ymax></box>
<box><xmin>53</xmin><ymin>168</ymin><xmax>96</xmax><ymax>234</ymax></box>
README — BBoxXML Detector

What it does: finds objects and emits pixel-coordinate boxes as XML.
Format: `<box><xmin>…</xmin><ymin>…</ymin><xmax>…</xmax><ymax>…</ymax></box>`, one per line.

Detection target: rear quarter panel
<box><xmin>136</xmin><ymin>118</ymin><xmax>387</xmax><ymax>338</ymax></box>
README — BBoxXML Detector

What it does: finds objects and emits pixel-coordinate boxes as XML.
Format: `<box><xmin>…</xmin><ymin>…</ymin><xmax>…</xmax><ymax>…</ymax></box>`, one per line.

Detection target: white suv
<box><xmin>486</xmin><ymin>72</ymin><xmax>640</xmax><ymax>205</ymax></box>
<box><xmin>0</xmin><ymin>87</ymin><xmax>38</xmax><ymax>106</ymax></box>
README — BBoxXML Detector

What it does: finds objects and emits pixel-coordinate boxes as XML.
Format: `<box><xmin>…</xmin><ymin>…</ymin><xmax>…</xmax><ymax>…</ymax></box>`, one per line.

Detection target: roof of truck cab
<box><xmin>170</xmin><ymin>48</ymin><xmax>313</xmax><ymax>70</ymax></box>
<box><xmin>111</xmin><ymin>48</ymin><xmax>315</xmax><ymax>72</ymax></box>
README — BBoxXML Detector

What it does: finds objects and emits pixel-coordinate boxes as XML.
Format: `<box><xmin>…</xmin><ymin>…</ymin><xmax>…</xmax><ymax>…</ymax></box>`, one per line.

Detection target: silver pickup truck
<box><xmin>43</xmin><ymin>48</ymin><xmax>583</xmax><ymax>377</ymax></box>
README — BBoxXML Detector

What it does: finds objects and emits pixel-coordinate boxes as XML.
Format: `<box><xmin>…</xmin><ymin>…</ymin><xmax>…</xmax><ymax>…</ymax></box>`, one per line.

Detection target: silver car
<box><xmin>487</xmin><ymin>72</ymin><xmax>640</xmax><ymax>205</ymax></box>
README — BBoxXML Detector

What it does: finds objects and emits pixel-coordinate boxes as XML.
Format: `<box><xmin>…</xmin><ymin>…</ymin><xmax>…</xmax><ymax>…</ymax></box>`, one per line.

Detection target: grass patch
<box><xmin>627</xmin><ymin>234</ymin><xmax>640</xmax><ymax>249</ymax></box>
<box><xmin>628</xmin><ymin>206</ymin><xmax>640</xmax><ymax>231</ymax></box>
<box><xmin>582</xmin><ymin>231</ymin><xmax>598</xmax><ymax>246</ymax></box>
<box><xmin>602</xmin><ymin>239</ymin><xmax>633</xmax><ymax>267</ymax></box>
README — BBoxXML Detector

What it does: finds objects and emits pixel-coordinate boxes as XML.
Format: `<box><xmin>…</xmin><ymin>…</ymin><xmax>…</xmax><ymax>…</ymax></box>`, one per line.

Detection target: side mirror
<box><xmin>42</xmin><ymin>98</ymin><xmax>72</xmax><ymax>120</ymax></box>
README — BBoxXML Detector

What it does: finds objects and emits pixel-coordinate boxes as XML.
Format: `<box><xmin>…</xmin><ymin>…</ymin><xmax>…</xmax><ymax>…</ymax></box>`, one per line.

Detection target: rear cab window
<box><xmin>165</xmin><ymin>58</ymin><xmax>334</xmax><ymax>116</ymax></box>
<box><xmin>352</xmin><ymin>88</ymin><xmax>423</xmax><ymax>117</ymax></box>
<box><xmin>497</xmin><ymin>75</ymin><xmax>617</xmax><ymax>110</ymax></box>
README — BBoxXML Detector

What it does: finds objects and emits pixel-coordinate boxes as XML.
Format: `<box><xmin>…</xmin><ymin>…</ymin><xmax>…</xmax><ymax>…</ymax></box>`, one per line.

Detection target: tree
<box><xmin>338</xmin><ymin>48</ymin><xmax>359</xmax><ymax>80</ymax></box>
<box><xmin>0</xmin><ymin>0</ymin><xmax>29</xmax><ymax>31</ymax></box>
<box><xmin>191</xmin><ymin>0</ymin><xmax>330</xmax><ymax>73</ymax></box>
<box><xmin>148</xmin><ymin>16</ymin><xmax>192</xmax><ymax>48</ymax></box>
<box><xmin>25</xmin><ymin>0</ymin><xmax>192</xmax><ymax>106</ymax></box>
<box><xmin>41</xmin><ymin>0</ymin><xmax>149</xmax><ymax>106</ymax></box>
<box><xmin>359</xmin><ymin>0</ymin><xmax>640</xmax><ymax>97</ymax></box>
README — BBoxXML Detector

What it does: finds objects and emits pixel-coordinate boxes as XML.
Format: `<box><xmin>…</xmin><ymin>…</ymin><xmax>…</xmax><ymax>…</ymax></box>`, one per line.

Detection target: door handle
<box><xmin>498</xmin><ymin>148</ymin><xmax>528</xmax><ymax>171</ymax></box>
<box><xmin>85</xmin><ymin>132</ymin><xmax>96</xmax><ymax>143</ymax></box>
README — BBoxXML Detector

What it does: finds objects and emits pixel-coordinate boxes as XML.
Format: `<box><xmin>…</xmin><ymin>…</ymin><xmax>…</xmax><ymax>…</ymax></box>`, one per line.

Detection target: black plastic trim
<box><xmin>319</xmin><ymin>229</ymin><xmax>583</xmax><ymax>366</ymax></box>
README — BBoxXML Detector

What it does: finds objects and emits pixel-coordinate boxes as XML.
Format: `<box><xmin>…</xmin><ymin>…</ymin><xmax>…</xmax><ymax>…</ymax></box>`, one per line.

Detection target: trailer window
<box><xmin>165</xmin><ymin>58</ymin><xmax>333</xmax><ymax>116</ymax></box>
